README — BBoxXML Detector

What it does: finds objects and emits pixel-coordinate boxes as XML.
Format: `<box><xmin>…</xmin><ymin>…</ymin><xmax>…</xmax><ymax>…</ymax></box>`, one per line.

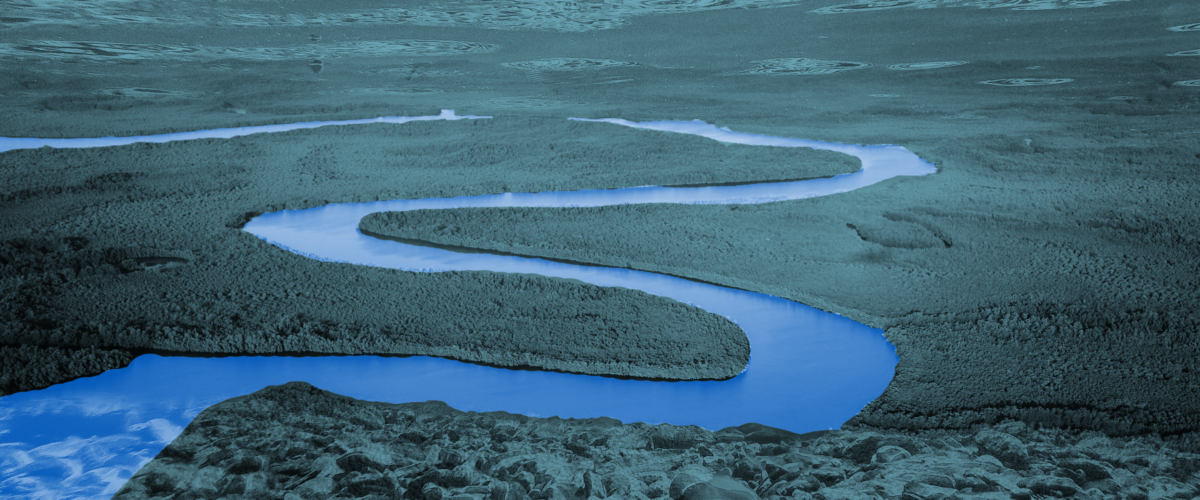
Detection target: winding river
<box><xmin>0</xmin><ymin>111</ymin><xmax>934</xmax><ymax>498</ymax></box>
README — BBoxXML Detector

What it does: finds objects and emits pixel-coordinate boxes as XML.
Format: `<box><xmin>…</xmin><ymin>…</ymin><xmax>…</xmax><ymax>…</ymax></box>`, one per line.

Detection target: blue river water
<box><xmin>0</xmin><ymin>111</ymin><xmax>935</xmax><ymax>499</ymax></box>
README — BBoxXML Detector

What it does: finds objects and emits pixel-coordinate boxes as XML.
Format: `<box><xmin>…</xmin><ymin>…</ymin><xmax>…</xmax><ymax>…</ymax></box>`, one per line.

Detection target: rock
<box><xmin>542</xmin><ymin>483</ymin><xmax>576</xmax><ymax>500</ymax></box>
<box><xmin>900</xmin><ymin>481</ymin><xmax>956</xmax><ymax>500</ymax></box>
<box><xmin>423</xmin><ymin>482</ymin><xmax>449</xmax><ymax>500</ymax></box>
<box><xmin>583</xmin><ymin>471</ymin><xmax>605</xmax><ymax>499</ymax></box>
<box><xmin>950</xmin><ymin>472</ymin><xmax>1001</xmax><ymax>493</ymax></box>
<box><xmin>337</xmin><ymin>453</ymin><xmax>388</xmax><ymax>477</ymax></box>
<box><xmin>809</xmin><ymin>468</ymin><xmax>845</xmax><ymax>487</ymax></box>
<box><xmin>438</xmin><ymin>448</ymin><xmax>467</xmax><ymax>469</ymax></box>
<box><xmin>817</xmin><ymin>488</ymin><xmax>882</xmax><ymax>500</ymax></box>
<box><xmin>599</xmin><ymin>474</ymin><xmax>635</xmax><ymax>498</ymax></box>
<box><xmin>671</xmin><ymin>472</ymin><xmax>706</xmax><ymax>499</ymax></box>
<box><xmin>732</xmin><ymin>459</ymin><xmax>762</xmax><ymax>483</ymax></box>
<box><xmin>781</xmin><ymin>476</ymin><xmax>822</xmax><ymax>495</ymax></box>
<box><xmin>1057</xmin><ymin>458</ymin><xmax>1113</xmax><ymax>482</ymax></box>
<box><xmin>912</xmin><ymin>473</ymin><xmax>954</xmax><ymax>490</ymax></box>
<box><xmin>1018</xmin><ymin>475</ymin><xmax>1079</xmax><ymax>497</ymax></box>
<box><xmin>339</xmin><ymin>473</ymin><xmax>397</xmax><ymax>497</ymax></box>
<box><xmin>487</xmin><ymin>481</ymin><xmax>510</xmax><ymax>500</ymax></box>
<box><xmin>714</xmin><ymin>424</ymin><xmax>803</xmax><ymax>446</ymax></box>
<box><xmin>973</xmin><ymin>454</ymin><xmax>1004</xmax><ymax>471</ymax></box>
<box><xmin>1080</xmin><ymin>478</ymin><xmax>1119</xmax><ymax>494</ymax></box>
<box><xmin>648</xmin><ymin>426</ymin><xmax>711</xmax><ymax>450</ymax></box>
<box><xmin>839</xmin><ymin>435</ymin><xmax>888</xmax><ymax>464</ymax></box>
<box><xmin>758</xmin><ymin>444</ymin><xmax>788</xmax><ymax>457</ymax></box>
<box><xmin>871</xmin><ymin>445</ymin><xmax>911</xmax><ymax>464</ymax></box>
<box><xmin>680</xmin><ymin>475</ymin><xmax>760</xmax><ymax>500</ymax></box>
<box><xmin>974</xmin><ymin>430</ymin><xmax>1030</xmax><ymax>470</ymax></box>
<box><xmin>680</xmin><ymin>481</ymin><xmax>723</xmax><ymax>500</ymax></box>
<box><xmin>952</xmin><ymin>494</ymin><xmax>1010</xmax><ymax>500</ymax></box>
<box><xmin>227</xmin><ymin>456</ymin><xmax>262</xmax><ymax>475</ymax></box>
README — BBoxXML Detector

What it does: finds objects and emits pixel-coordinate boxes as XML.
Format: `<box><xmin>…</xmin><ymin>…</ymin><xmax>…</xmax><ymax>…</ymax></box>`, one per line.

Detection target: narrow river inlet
<box><xmin>0</xmin><ymin>111</ymin><xmax>935</xmax><ymax>497</ymax></box>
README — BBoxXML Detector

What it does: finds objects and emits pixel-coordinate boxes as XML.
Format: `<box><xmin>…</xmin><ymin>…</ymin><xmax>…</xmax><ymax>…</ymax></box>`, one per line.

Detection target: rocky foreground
<box><xmin>114</xmin><ymin>382</ymin><xmax>1199</xmax><ymax>500</ymax></box>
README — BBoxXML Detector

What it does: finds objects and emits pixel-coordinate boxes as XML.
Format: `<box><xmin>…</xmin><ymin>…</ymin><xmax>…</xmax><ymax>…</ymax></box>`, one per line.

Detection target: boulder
<box><xmin>871</xmin><ymin>445</ymin><xmax>912</xmax><ymax>464</ymax></box>
<box><xmin>974</xmin><ymin>430</ymin><xmax>1030</xmax><ymax>470</ymax></box>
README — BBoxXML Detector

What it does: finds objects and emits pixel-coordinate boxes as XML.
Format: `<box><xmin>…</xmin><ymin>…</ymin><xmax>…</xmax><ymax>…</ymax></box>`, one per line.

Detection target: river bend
<box><xmin>0</xmin><ymin>111</ymin><xmax>935</xmax><ymax>498</ymax></box>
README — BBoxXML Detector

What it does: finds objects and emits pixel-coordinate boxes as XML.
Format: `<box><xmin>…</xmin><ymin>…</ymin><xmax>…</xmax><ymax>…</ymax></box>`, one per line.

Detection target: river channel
<box><xmin>0</xmin><ymin>111</ymin><xmax>935</xmax><ymax>498</ymax></box>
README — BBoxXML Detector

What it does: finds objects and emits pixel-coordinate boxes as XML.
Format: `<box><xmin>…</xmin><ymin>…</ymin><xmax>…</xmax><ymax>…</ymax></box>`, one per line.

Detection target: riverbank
<box><xmin>113</xmin><ymin>382</ymin><xmax>1200</xmax><ymax>499</ymax></box>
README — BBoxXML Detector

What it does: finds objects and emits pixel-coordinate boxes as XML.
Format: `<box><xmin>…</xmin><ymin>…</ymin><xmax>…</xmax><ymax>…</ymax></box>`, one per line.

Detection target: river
<box><xmin>0</xmin><ymin>111</ymin><xmax>934</xmax><ymax>499</ymax></box>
